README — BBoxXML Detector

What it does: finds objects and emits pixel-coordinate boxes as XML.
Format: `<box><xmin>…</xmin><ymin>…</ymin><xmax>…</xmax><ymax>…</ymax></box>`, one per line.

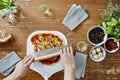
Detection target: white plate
<box><xmin>26</xmin><ymin>31</ymin><xmax>67</xmax><ymax>79</ymax></box>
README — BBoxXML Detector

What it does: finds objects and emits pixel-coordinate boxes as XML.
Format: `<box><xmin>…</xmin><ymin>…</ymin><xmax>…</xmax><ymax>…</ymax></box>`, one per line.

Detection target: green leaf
<box><xmin>2</xmin><ymin>13</ymin><xmax>9</xmax><ymax>19</ymax></box>
<box><xmin>1</xmin><ymin>0</ymin><xmax>8</xmax><ymax>6</ymax></box>
<box><xmin>6</xmin><ymin>0</ymin><xmax>11</xmax><ymax>3</ymax></box>
<box><xmin>119</xmin><ymin>17</ymin><xmax>120</xmax><ymax>22</ymax></box>
<box><xmin>0</xmin><ymin>0</ymin><xmax>13</xmax><ymax>10</ymax></box>
<box><xmin>102</xmin><ymin>22</ymin><xmax>106</xmax><ymax>28</ymax></box>
<box><xmin>115</xmin><ymin>27</ymin><xmax>120</xmax><ymax>32</ymax></box>
<box><xmin>106</xmin><ymin>22</ymin><xmax>111</xmax><ymax>26</ymax></box>
<box><xmin>114</xmin><ymin>39</ymin><xmax>119</xmax><ymax>42</ymax></box>
<box><xmin>105</xmin><ymin>27</ymin><xmax>114</xmax><ymax>35</ymax></box>
<box><xmin>114</xmin><ymin>31</ymin><xmax>117</xmax><ymax>36</ymax></box>
<box><xmin>0</xmin><ymin>0</ymin><xmax>3</xmax><ymax>4</ymax></box>
<box><xmin>6</xmin><ymin>0</ymin><xmax>12</xmax><ymax>6</ymax></box>
<box><xmin>0</xmin><ymin>1</ymin><xmax>7</xmax><ymax>10</ymax></box>
<box><xmin>106</xmin><ymin>18</ymin><xmax>118</xmax><ymax>27</ymax></box>
<box><xmin>0</xmin><ymin>5</ymin><xmax>6</xmax><ymax>10</ymax></box>
<box><xmin>111</xmin><ymin>18</ymin><xmax>118</xmax><ymax>25</ymax></box>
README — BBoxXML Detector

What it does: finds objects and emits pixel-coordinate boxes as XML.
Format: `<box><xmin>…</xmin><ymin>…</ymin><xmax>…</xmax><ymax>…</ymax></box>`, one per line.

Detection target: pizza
<box><xmin>31</xmin><ymin>33</ymin><xmax>63</xmax><ymax>65</ymax></box>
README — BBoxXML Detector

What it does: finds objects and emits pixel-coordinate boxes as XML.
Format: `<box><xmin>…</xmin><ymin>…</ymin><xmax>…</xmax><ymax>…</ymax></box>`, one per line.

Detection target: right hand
<box><xmin>60</xmin><ymin>46</ymin><xmax>75</xmax><ymax>80</ymax></box>
<box><xmin>60</xmin><ymin>46</ymin><xmax>75</xmax><ymax>69</ymax></box>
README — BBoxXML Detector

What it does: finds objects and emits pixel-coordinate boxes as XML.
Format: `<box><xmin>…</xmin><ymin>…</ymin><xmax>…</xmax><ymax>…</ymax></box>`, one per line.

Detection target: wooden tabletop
<box><xmin>0</xmin><ymin>0</ymin><xmax>120</xmax><ymax>80</ymax></box>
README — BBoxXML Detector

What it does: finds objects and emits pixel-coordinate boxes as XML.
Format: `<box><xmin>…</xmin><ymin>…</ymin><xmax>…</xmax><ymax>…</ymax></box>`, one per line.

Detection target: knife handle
<box><xmin>34</xmin><ymin>52</ymin><xmax>60</xmax><ymax>61</ymax></box>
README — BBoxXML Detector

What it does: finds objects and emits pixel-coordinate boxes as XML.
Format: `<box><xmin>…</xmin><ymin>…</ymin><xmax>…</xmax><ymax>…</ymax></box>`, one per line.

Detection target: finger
<box><xmin>66</xmin><ymin>47</ymin><xmax>70</xmax><ymax>54</ymax></box>
<box><xmin>60</xmin><ymin>49</ymin><xmax>63</xmax><ymax>57</ymax></box>
<box><xmin>70</xmin><ymin>46</ymin><xmax>73</xmax><ymax>54</ymax></box>
<box><xmin>63</xmin><ymin>48</ymin><xmax>67</xmax><ymax>55</ymax></box>
<box><xmin>62</xmin><ymin>48</ymin><xmax>64</xmax><ymax>54</ymax></box>
<box><xmin>26</xmin><ymin>57</ymin><xmax>34</xmax><ymax>66</ymax></box>
<box><xmin>23</xmin><ymin>57</ymin><xmax>31</xmax><ymax>63</ymax></box>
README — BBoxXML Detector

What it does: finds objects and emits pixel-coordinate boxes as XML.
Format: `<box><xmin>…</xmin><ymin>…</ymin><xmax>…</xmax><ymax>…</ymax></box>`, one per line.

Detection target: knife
<box><xmin>26</xmin><ymin>44</ymin><xmax>71</xmax><ymax>61</ymax></box>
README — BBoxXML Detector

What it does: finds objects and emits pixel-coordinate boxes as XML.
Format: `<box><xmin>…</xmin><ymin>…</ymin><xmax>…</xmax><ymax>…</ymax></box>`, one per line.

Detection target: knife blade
<box><xmin>26</xmin><ymin>44</ymin><xmax>71</xmax><ymax>61</ymax></box>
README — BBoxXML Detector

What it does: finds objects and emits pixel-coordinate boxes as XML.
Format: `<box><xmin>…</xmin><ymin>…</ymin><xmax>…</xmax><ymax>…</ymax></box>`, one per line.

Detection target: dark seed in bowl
<box><xmin>89</xmin><ymin>27</ymin><xmax>105</xmax><ymax>44</ymax></box>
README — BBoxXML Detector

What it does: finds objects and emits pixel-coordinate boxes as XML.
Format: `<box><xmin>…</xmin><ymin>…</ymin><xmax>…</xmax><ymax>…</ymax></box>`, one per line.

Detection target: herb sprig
<box><xmin>100</xmin><ymin>0</ymin><xmax>120</xmax><ymax>42</ymax></box>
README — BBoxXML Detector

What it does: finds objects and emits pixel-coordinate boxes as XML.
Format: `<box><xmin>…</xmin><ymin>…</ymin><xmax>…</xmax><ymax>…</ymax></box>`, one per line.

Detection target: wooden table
<box><xmin>0</xmin><ymin>0</ymin><xmax>120</xmax><ymax>80</ymax></box>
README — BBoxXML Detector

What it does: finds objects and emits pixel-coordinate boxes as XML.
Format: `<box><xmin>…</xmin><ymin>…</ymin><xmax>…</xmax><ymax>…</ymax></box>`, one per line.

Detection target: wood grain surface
<box><xmin>0</xmin><ymin>0</ymin><xmax>120</xmax><ymax>80</ymax></box>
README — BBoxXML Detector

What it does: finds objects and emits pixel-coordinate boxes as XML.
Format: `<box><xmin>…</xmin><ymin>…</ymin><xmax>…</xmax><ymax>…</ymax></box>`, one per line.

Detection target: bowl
<box><xmin>87</xmin><ymin>26</ymin><xmax>107</xmax><ymax>46</ymax></box>
<box><xmin>104</xmin><ymin>37</ymin><xmax>119</xmax><ymax>53</ymax></box>
<box><xmin>89</xmin><ymin>46</ymin><xmax>106</xmax><ymax>62</ymax></box>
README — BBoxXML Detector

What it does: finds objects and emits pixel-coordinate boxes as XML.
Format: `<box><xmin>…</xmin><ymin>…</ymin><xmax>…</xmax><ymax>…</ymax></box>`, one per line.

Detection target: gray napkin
<box><xmin>62</xmin><ymin>4</ymin><xmax>88</xmax><ymax>31</ymax></box>
<box><xmin>75</xmin><ymin>52</ymin><xmax>87</xmax><ymax>79</ymax></box>
<box><xmin>0</xmin><ymin>51</ymin><xmax>21</xmax><ymax>76</ymax></box>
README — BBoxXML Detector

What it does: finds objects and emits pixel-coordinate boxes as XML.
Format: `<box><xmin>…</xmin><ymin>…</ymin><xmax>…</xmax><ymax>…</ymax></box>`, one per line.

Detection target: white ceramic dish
<box><xmin>26</xmin><ymin>31</ymin><xmax>67</xmax><ymax>79</ymax></box>
<box><xmin>89</xmin><ymin>46</ymin><xmax>106</xmax><ymax>62</ymax></box>
<box><xmin>104</xmin><ymin>37</ymin><xmax>119</xmax><ymax>53</ymax></box>
<box><xmin>87</xmin><ymin>26</ymin><xmax>107</xmax><ymax>46</ymax></box>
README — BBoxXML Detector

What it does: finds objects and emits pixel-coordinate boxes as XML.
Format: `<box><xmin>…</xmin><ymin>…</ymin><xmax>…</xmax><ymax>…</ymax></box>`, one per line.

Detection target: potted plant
<box><xmin>0</xmin><ymin>0</ymin><xmax>20</xmax><ymax>25</ymax></box>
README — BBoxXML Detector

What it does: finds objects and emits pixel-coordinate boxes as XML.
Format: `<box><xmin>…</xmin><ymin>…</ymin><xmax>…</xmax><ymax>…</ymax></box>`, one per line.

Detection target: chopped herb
<box><xmin>41</xmin><ymin>37</ymin><xmax>46</xmax><ymax>41</ymax></box>
<box><xmin>56</xmin><ymin>42</ymin><xmax>61</xmax><ymax>46</ymax></box>
<box><xmin>51</xmin><ymin>38</ymin><xmax>54</xmax><ymax>43</ymax></box>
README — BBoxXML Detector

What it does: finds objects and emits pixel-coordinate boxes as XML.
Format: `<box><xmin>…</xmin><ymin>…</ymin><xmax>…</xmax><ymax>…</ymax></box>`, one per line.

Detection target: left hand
<box><xmin>12</xmin><ymin>57</ymin><xmax>34</xmax><ymax>78</ymax></box>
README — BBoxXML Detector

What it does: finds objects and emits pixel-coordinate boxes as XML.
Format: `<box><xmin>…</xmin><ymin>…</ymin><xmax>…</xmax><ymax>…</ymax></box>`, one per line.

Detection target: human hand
<box><xmin>60</xmin><ymin>46</ymin><xmax>75</xmax><ymax>80</ymax></box>
<box><xmin>12</xmin><ymin>57</ymin><xmax>34</xmax><ymax>78</ymax></box>
<box><xmin>60</xmin><ymin>46</ymin><xmax>75</xmax><ymax>69</ymax></box>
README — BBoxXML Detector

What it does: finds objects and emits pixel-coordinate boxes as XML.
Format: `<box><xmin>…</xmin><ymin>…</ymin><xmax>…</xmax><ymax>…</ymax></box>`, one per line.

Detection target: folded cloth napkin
<box><xmin>75</xmin><ymin>52</ymin><xmax>87</xmax><ymax>79</ymax></box>
<box><xmin>0</xmin><ymin>51</ymin><xmax>21</xmax><ymax>76</ymax></box>
<box><xmin>62</xmin><ymin>4</ymin><xmax>88</xmax><ymax>31</ymax></box>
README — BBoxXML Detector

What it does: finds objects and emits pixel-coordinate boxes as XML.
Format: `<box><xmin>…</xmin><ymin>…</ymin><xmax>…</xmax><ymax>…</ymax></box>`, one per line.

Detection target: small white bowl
<box><xmin>89</xmin><ymin>46</ymin><xmax>106</xmax><ymax>62</ymax></box>
<box><xmin>104</xmin><ymin>37</ymin><xmax>119</xmax><ymax>53</ymax></box>
<box><xmin>87</xmin><ymin>26</ymin><xmax>107</xmax><ymax>46</ymax></box>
